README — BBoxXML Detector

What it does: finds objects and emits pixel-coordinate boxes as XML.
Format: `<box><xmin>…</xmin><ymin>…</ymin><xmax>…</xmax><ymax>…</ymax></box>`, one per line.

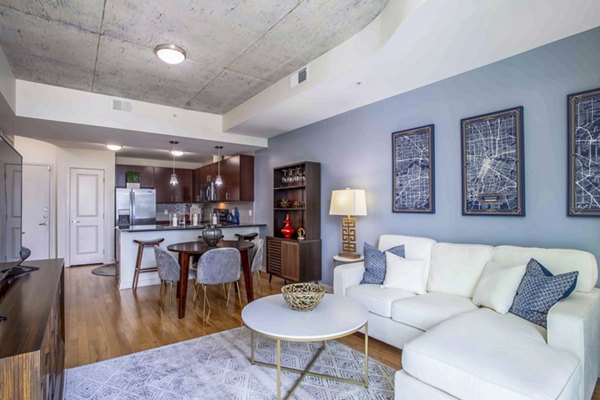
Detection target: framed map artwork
<box><xmin>461</xmin><ymin>107</ymin><xmax>524</xmax><ymax>216</ymax></box>
<box><xmin>392</xmin><ymin>124</ymin><xmax>435</xmax><ymax>213</ymax></box>
<box><xmin>568</xmin><ymin>87</ymin><xmax>600</xmax><ymax>217</ymax></box>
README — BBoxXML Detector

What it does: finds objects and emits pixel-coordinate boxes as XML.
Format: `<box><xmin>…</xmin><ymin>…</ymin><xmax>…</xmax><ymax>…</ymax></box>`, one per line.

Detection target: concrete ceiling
<box><xmin>0</xmin><ymin>0</ymin><xmax>389</xmax><ymax>114</ymax></box>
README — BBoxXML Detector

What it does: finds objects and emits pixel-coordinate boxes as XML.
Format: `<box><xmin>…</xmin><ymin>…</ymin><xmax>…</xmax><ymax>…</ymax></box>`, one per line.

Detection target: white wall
<box><xmin>14</xmin><ymin>136</ymin><xmax>115</xmax><ymax>266</ymax></box>
<box><xmin>57</xmin><ymin>147</ymin><xmax>115</xmax><ymax>266</ymax></box>
<box><xmin>13</xmin><ymin>136</ymin><xmax>58</xmax><ymax>258</ymax></box>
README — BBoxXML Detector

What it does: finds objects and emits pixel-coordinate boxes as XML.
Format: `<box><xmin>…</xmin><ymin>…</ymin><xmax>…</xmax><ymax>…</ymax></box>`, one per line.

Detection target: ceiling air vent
<box><xmin>290</xmin><ymin>66</ymin><xmax>309</xmax><ymax>88</ymax></box>
<box><xmin>112</xmin><ymin>99</ymin><xmax>133</xmax><ymax>112</ymax></box>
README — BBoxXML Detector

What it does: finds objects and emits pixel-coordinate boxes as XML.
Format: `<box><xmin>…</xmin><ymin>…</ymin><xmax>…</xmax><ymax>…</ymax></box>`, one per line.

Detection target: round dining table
<box><xmin>167</xmin><ymin>239</ymin><xmax>255</xmax><ymax>319</ymax></box>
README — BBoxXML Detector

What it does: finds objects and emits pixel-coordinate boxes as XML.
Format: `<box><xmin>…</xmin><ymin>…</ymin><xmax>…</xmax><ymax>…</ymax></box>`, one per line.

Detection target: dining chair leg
<box><xmin>235</xmin><ymin>281</ymin><xmax>242</xmax><ymax>307</ymax></box>
<box><xmin>202</xmin><ymin>284</ymin><xmax>211</xmax><ymax>320</ymax></box>
<box><xmin>193</xmin><ymin>282</ymin><xmax>198</xmax><ymax>305</ymax></box>
<box><xmin>255</xmin><ymin>271</ymin><xmax>262</xmax><ymax>293</ymax></box>
<box><xmin>159</xmin><ymin>280</ymin><xmax>164</xmax><ymax>306</ymax></box>
<box><xmin>168</xmin><ymin>282</ymin><xmax>173</xmax><ymax>308</ymax></box>
<box><xmin>222</xmin><ymin>283</ymin><xmax>227</xmax><ymax>299</ymax></box>
<box><xmin>225</xmin><ymin>282</ymin><xmax>232</xmax><ymax>307</ymax></box>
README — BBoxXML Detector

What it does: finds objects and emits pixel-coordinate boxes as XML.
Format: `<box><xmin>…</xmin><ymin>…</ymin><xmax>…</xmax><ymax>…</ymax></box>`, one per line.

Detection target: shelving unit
<box><xmin>267</xmin><ymin>161</ymin><xmax>321</xmax><ymax>283</ymax></box>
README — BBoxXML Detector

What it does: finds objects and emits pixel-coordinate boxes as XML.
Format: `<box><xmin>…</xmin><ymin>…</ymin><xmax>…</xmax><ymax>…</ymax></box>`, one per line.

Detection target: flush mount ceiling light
<box><xmin>170</xmin><ymin>150</ymin><xmax>184</xmax><ymax>157</ymax></box>
<box><xmin>106</xmin><ymin>144</ymin><xmax>122</xmax><ymax>151</ymax></box>
<box><xmin>154</xmin><ymin>44</ymin><xmax>186</xmax><ymax>65</ymax></box>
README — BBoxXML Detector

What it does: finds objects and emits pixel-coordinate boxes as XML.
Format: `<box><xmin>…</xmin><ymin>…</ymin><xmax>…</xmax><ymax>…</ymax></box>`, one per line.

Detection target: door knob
<box><xmin>71</xmin><ymin>219</ymin><xmax>80</xmax><ymax>224</ymax></box>
<box><xmin>38</xmin><ymin>222</ymin><xmax>48</xmax><ymax>226</ymax></box>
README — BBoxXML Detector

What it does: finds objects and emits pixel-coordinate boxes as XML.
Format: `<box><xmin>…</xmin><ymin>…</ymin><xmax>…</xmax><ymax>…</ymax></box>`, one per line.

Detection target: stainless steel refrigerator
<box><xmin>115</xmin><ymin>188</ymin><xmax>156</xmax><ymax>227</ymax></box>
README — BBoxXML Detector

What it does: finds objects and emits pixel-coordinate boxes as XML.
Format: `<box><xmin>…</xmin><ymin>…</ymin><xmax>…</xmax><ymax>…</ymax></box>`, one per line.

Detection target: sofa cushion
<box><xmin>391</xmin><ymin>292</ymin><xmax>478</xmax><ymax>330</ymax></box>
<box><xmin>472</xmin><ymin>261</ymin><xmax>526</xmax><ymax>314</ymax></box>
<box><xmin>361</xmin><ymin>242</ymin><xmax>405</xmax><ymax>284</ymax></box>
<box><xmin>402</xmin><ymin>308</ymin><xmax>580</xmax><ymax>400</ymax></box>
<box><xmin>346</xmin><ymin>284</ymin><xmax>415</xmax><ymax>318</ymax></box>
<box><xmin>509</xmin><ymin>259</ymin><xmax>578</xmax><ymax>328</ymax></box>
<box><xmin>493</xmin><ymin>245</ymin><xmax>597</xmax><ymax>293</ymax></box>
<box><xmin>428</xmin><ymin>243</ymin><xmax>493</xmax><ymax>297</ymax></box>
<box><xmin>382</xmin><ymin>252</ymin><xmax>427</xmax><ymax>294</ymax></box>
<box><xmin>378</xmin><ymin>234</ymin><xmax>436</xmax><ymax>274</ymax></box>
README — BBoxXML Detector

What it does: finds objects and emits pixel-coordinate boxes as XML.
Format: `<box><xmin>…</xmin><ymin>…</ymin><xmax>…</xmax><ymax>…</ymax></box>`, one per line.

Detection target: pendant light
<box><xmin>215</xmin><ymin>145</ymin><xmax>224</xmax><ymax>186</ymax></box>
<box><xmin>169</xmin><ymin>141</ymin><xmax>179</xmax><ymax>186</ymax></box>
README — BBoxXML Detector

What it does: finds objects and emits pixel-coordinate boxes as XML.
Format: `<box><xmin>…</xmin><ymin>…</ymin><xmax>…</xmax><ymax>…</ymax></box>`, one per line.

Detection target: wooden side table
<box><xmin>333</xmin><ymin>254</ymin><xmax>364</xmax><ymax>267</ymax></box>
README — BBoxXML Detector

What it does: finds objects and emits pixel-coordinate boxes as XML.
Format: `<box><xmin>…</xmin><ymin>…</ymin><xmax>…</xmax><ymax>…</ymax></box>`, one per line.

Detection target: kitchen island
<box><xmin>116</xmin><ymin>224</ymin><xmax>266</xmax><ymax>290</ymax></box>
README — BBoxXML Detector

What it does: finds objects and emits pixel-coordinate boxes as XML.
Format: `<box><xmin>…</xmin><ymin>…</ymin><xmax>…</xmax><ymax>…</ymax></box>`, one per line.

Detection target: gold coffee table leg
<box><xmin>250</xmin><ymin>330</ymin><xmax>255</xmax><ymax>365</ymax></box>
<box><xmin>276</xmin><ymin>339</ymin><xmax>281</xmax><ymax>400</ymax></box>
<box><xmin>364</xmin><ymin>322</ymin><xmax>369</xmax><ymax>387</ymax></box>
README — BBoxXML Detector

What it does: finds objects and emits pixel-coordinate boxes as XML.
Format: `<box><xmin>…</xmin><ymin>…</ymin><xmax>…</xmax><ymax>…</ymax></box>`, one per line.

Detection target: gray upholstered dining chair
<box><xmin>250</xmin><ymin>238</ymin><xmax>264</xmax><ymax>293</ymax></box>
<box><xmin>193</xmin><ymin>248</ymin><xmax>242</xmax><ymax>319</ymax></box>
<box><xmin>154</xmin><ymin>247</ymin><xmax>181</xmax><ymax>309</ymax></box>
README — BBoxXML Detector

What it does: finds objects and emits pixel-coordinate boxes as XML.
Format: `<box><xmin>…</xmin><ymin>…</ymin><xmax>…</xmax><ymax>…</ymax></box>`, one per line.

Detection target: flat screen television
<box><xmin>0</xmin><ymin>133</ymin><xmax>23</xmax><ymax>280</ymax></box>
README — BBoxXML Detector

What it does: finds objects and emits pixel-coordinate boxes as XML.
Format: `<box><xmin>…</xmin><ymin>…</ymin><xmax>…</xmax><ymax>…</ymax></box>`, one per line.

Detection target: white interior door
<box><xmin>22</xmin><ymin>164</ymin><xmax>51</xmax><ymax>260</ymax></box>
<box><xmin>69</xmin><ymin>168</ymin><xmax>104</xmax><ymax>266</ymax></box>
<box><xmin>4</xmin><ymin>163</ymin><xmax>21</xmax><ymax>261</ymax></box>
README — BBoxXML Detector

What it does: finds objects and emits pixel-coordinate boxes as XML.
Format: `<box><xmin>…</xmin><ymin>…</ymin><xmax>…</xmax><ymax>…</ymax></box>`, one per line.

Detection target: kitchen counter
<box><xmin>115</xmin><ymin>223</ymin><xmax>267</xmax><ymax>290</ymax></box>
<box><xmin>120</xmin><ymin>223</ymin><xmax>266</xmax><ymax>233</ymax></box>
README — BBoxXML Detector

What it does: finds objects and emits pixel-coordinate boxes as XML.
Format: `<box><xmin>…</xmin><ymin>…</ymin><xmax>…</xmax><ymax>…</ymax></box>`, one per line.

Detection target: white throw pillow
<box><xmin>472</xmin><ymin>262</ymin><xmax>526</xmax><ymax>314</ymax></box>
<box><xmin>382</xmin><ymin>252</ymin><xmax>427</xmax><ymax>294</ymax></box>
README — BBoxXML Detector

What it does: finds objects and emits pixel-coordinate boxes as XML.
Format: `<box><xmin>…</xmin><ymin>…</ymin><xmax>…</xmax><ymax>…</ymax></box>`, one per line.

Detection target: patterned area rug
<box><xmin>65</xmin><ymin>327</ymin><xmax>395</xmax><ymax>399</ymax></box>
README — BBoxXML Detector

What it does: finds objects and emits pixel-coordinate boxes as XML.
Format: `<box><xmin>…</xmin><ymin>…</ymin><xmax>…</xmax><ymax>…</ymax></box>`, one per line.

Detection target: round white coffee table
<box><xmin>242</xmin><ymin>293</ymin><xmax>369</xmax><ymax>400</ymax></box>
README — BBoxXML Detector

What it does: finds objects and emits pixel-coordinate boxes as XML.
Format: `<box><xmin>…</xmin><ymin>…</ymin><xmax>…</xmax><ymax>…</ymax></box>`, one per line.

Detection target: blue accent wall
<box><xmin>255</xmin><ymin>28</ymin><xmax>600</xmax><ymax>286</ymax></box>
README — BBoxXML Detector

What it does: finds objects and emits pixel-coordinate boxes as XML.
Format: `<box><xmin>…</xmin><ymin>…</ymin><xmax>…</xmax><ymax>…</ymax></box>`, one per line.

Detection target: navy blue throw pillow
<box><xmin>509</xmin><ymin>258</ymin><xmax>578</xmax><ymax>328</ymax></box>
<box><xmin>361</xmin><ymin>243</ymin><xmax>405</xmax><ymax>285</ymax></box>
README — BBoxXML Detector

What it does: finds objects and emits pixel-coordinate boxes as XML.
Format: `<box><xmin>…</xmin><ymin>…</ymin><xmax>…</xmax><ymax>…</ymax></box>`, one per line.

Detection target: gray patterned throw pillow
<box><xmin>361</xmin><ymin>243</ymin><xmax>405</xmax><ymax>285</ymax></box>
<box><xmin>509</xmin><ymin>258</ymin><xmax>578</xmax><ymax>328</ymax></box>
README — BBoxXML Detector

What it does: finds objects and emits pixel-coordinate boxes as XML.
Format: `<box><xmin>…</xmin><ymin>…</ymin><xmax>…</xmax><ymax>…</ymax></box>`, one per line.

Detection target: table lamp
<box><xmin>329</xmin><ymin>188</ymin><xmax>367</xmax><ymax>259</ymax></box>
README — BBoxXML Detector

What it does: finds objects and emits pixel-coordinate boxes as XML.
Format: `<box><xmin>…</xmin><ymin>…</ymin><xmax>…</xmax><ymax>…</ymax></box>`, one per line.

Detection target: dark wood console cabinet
<box><xmin>0</xmin><ymin>259</ymin><xmax>65</xmax><ymax>400</ymax></box>
<box><xmin>267</xmin><ymin>161</ymin><xmax>321</xmax><ymax>282</ymax></box>
<box><xmin>266</xmin><ymin>237</ymin><xmax>321</xmax><ymax>282</ymax></box>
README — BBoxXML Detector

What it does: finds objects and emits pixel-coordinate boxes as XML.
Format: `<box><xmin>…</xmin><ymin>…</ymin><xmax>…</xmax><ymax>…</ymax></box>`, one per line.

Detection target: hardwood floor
<box><xmin>65</xmin><ymin>265</ymin><xmax>599</xmax><ymax>399</ymax></box>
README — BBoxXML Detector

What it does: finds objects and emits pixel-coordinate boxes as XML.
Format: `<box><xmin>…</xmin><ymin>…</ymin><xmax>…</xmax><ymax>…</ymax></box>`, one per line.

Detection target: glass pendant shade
<box><xmin>170</xmin><ymin>173</ymin><xmax>179</xmax><ymax>186</ymax></box>
<box><xmin>214</xmin><ymin>145</ymin><xmax>224</xmax><ymax>186</ymax></box>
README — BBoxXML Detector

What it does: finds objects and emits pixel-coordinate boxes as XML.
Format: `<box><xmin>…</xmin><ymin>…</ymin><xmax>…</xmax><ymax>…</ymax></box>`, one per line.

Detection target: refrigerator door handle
<box><xmin>131</xmin><ymin>191</ymin><xmax>135</xmax><ymax>226</ymax></box>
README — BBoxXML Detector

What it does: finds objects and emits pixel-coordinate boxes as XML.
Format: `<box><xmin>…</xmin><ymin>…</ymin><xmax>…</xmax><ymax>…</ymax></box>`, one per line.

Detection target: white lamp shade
<box><xmin>329</xmin><ymin>189</ymin><xmax>367</xmax><ymax>216</ymax></box>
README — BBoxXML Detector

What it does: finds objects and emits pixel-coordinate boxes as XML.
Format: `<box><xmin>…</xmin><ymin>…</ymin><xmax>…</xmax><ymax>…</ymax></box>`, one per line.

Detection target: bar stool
<box><xmin>132</xmin><ymin>238</ymin><xmax>164</xmax><ymax>290</ymax></box>
<box><xmin>235</xmin><ymin>232</ymin><xmax>258</xmax><ymax>242</ymax></box>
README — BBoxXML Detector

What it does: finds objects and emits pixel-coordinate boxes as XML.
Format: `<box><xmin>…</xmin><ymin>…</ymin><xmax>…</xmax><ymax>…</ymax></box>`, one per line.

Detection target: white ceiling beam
<box><xmin>223</xmin><ymin>0</ymin><xmax>600</xmax><ymax>138</ymax></box>
<box><xmin>13</xmin><ymin>80</ymin><xmax>267</xmax><ymax>148</ymax></box>
<box><xmin>0</xmin><ymin>46</ymin><xmax>16</xmax><ymax>113</ymax></box>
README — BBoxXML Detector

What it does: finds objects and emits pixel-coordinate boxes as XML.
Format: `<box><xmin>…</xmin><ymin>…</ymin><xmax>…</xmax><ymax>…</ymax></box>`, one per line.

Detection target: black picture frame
<box><xmin>567</xmin><ymin>87</ymin><xmax>600</xmax><ymax>217</ymax></box>
<box><xmin>392</xmin><ymin>124</ymin><xmax>435</xmax><ymax>213</ymax></box>
<box><xmin>461</xmin><ymin>106</ymin><xmax>525</xmax><ymax>216</ymax></box>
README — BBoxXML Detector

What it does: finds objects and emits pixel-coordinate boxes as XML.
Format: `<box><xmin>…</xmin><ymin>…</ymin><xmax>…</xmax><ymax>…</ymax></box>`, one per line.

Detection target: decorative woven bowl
<box><xmin>281</xmin><ymin>283</ymin><xmax>325</xmax><ymax>311</ymax></box>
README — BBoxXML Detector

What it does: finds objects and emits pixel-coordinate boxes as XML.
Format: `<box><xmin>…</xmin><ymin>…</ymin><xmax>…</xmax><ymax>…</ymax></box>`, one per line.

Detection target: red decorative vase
<box><xmin>280</xmin><ymin>214</ymin><xmax>295</xmax><ymax>238</ymax></box>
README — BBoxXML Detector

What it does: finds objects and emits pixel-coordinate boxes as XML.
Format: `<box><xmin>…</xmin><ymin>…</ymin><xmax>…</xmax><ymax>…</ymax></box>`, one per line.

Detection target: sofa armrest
<box><xmin>547</xmin><ymin>288</ymin><xmax>600</xmax><ymax>400</ymax></box>
<box><xmin>333</xmin><ymin>262</ymin><xmax>365</xmax><ymax>296</ymax></box>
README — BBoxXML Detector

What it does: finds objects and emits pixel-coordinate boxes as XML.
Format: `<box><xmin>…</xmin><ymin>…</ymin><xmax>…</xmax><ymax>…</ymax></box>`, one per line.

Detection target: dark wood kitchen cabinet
<box><xmin>192</xmin><ymin>155</ymin><xmax>254</xmax><ymax>202</ymax></box>
<box><xmin>116</xmin><ymin>165</ymin><xmax>193</xmax><ymax>203</ymax></box>
<box><xmin>217</xmin><ymin>155</ymin><xmax>254</xmax><ymax>202</ymax></box>
<box><xmin>153</xmin><ymin>167</ymin><xmax>193</xmax><ymax>203</ymax></box>
<box><xmin>115</xmin><ymin>165</ymin><xmax>154</xmax><ymax>188</ymax></box>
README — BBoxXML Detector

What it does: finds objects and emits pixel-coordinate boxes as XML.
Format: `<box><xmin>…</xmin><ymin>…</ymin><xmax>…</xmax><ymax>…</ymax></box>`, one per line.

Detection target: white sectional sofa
<box><xmin>333</xmin><ymin>234</ymin><xmax>600</xmax><ymax>400</ymax></box>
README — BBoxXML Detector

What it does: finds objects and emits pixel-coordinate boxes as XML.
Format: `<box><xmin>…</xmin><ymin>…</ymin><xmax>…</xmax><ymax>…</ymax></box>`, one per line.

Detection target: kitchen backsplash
<box><xmin>156</xmin><ymin>202</ymin><xmax>255</xmax><ymax>224</ymax></box>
